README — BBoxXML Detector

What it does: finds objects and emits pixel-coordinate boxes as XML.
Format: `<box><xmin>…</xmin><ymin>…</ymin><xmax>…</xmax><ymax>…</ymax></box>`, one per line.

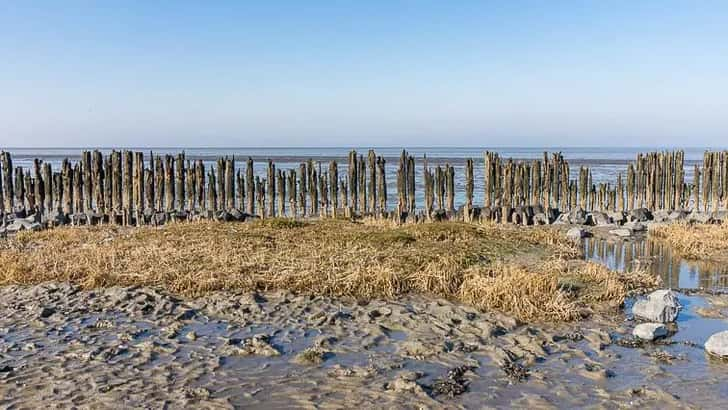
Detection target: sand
<box><xmin>2</xmin><ymin>283</ymin><xmax>727</xmax><ymax>409</ymax></box>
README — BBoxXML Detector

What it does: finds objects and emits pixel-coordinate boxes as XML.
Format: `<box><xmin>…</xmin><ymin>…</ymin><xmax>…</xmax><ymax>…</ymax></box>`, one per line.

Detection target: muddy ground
<box><xmin>1</xmin><ymin>283</ymin><xmax>727</xmax><ymax>409</ymax></box>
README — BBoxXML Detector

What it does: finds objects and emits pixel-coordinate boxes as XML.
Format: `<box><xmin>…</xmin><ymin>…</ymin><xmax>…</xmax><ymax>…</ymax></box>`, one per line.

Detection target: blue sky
<box><xmin>0</xmin><ymin>1</ymin><xmax>726</xmax><ymax>147</ymax></box>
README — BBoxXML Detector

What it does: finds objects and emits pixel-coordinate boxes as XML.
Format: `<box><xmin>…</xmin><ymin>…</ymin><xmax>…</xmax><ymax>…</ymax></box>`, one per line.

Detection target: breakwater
<box><xmin>0</xmin><ymin>149</ymin><xmax>726</xmax><ymax>230</ymax></box>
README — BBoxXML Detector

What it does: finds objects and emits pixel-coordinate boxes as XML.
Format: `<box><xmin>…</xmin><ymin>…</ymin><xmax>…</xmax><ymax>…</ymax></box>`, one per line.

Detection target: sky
<box><xmin>0</xmin><ymin>1</ymin><xmax>726</xmax><ymax>148</ymax></box>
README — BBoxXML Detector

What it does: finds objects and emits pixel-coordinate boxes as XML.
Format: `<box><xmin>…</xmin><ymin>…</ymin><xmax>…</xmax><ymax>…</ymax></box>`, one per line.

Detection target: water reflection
<box><xmin>584</xmin><ymin>237</ymin><xmax>728</xmax><ymax>290</ymax></box>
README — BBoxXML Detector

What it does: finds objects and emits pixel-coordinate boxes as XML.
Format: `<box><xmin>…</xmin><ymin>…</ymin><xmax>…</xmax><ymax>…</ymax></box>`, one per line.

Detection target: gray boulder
<box><xmin>705</xmin><ymin>331</ymin><xmax>728</xmax><ymax>358</ymax></box>
<box><xmin>632</xmin><ymin>289</ymin><xmax>681</xmax><ymax>323</ymax></box>
<box><xmin>633</xmin><ymin>323</ymin><xmax>668</xmax><ymax>341</ymax></box>
<box><xmin>629</xmin><ymin>208</ymin><xmax>652</xmax><ymax>222</ymax></box>
<box><xmin>589</xmin><ymin>211</ymin><xmax>612</xmax><ymax>226</ymax></box>
<box><xmin>689</xmin><ymin>211</ymin><xmax>713</xmax><ymax>224</ymax></box>
<box><xmin>608</xmin><ymin>211</ymin><xmax>627</xmax><ymax>225</ymax></box>
<box><xmin>668</xmin><ymin>210</ymin><xmax>688</xmax><ymax>222</ymax></box>
<box><xmin>556</xmin><ymin>207</ymin><xmax>587</xmax><ymax>225</ymax></box>
<box><xmin>566</xmin><ymin>227</ymin><xmax>588</xmax><ymax>240</ymax></box>
<box><xmin>532</xmin><ymin>212</ymin><xmax>549</xmax><ymax>225</ymax></box>
<box><xmin>624</xmin><ymin>221</ymin><xmax>647</xmax><ymax>232</ymax></box>
<box><xmin>652</xmin><ymin>210</ymin><xmax>670</xmax><ymax>223</ymax></box>
<box><xmin>609</xmin><ymin>228</ymin><xmax>632</xmax><ymax>237</ymax></box>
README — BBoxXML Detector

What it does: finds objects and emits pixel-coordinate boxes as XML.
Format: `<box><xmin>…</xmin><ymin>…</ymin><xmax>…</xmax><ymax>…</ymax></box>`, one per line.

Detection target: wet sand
<box><xmin>1</xmin><ymin>283</ymin><xmax>727</xmax><ymax>409</ymax></box>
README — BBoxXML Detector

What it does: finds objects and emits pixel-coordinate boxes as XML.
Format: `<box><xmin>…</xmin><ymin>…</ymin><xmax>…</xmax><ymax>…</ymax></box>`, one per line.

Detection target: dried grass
<box><xmin>0</xmin><ymin>219</ymin><xmax>654</xmax><ymax>321</ymax></box>
<box><xmin>650</xmin><ymin>222</ymin><xmax>728</xmax><ymax>259</ymax></box>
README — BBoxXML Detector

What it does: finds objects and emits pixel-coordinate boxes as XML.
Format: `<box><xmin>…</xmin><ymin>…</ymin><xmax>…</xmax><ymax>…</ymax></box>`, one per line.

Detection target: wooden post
<box><xmin>359</xmin><ymin>155</ymin><xmax>367</xmax><ymax>214</ymax></box>
<box><xmin>446</xmin><ymin>163</ymin><xmax>455</xmax><ymax>215</ymax></box>
<box><xmin>464</xmin><ymin>158</ymin><xmax>473</xmax><ymax>222</ymax></box>
<box><xmin>0</xmin><ymin>151</ymin><xmax>10</xmax><ymax>214</ymax></box>
<box><xmin>175</xmin><ymin>153</ymin><xmax>185</xmax><ymax>212</ymax></box>
<box><xmin>164</xmin><ymin>155</ymin><xmax>174</xmax><ymax>213</ymax></box>
<box><xmin>299</xmin><ymin>162</ymin><xmax>307</xmax><ymax>216</ymax></box>
<box><xmin>435</xmin><ymin>165</ymin><xmax>444</xmax><ymax>211</ymax></box>
<box><xmin>216</xmin><ymin>158</ymin><xmax>225</xmax><ymax>211</ymax></box>
<box><xmin>237</xmin><ymin>169</ymin><xmax>244</xmax><ymax>212</ymax></box>
<box><xmin>319</xmin><ymin>165</ymin><xmax>328</xmax><ymax>218</ymax></box>
<box><xmin>367</xmin><ymin>150</ymin><xmax>376</xmax><ymax>214</ymax></box>
<box><xmin>406</xmin><ymin>155</ymin><xmax>415</xmax><ymax>214</ymax></box>
<box><xmin>348</xmin><ymin>150</ymin><xmax>358</xmax><ymax>211</ymax></box>
<box><xmin>329</xmin><ymin>161</ymin><xmax>338</xmax><ymax>218</ymax></box>
<box><xmin>308</xmin><ymin>160</ymin><xmax>318</xmax><ymax>216</ymax></box>
<box><xmin>424</xmin><ymin>156</ymin><xmax>433</xmax><ymax>221</ymax></box>
<box><xmin>186</xmin><ymin>159</ymin><xmax>195</xmax><ymax>211</ymax></box>
<box><xmin>694</xmin><ymin>164</ymin><xmax>700</xmax><ymax>211</ymax></box>
<box><xmin>267</xmin><ymin>160</ymin><xmax>275</xmax><ymax>217</ymax></box>
<box><xmin>397</xmin><ymin>153</ymin><xmax>405</xmax><ymax>215</ymax></box>
<box><xmin>208</xmin><ymin>169</ymin><xmax>218</xmax><ymax>213</ymax></box>
<box><xmin>196</xmin><ymin>160</ymin><xmax>206</xmax><ymax>212</ymax></box>
<box><xmin>43</xmin><ymin>162</ymin><xmax>53</xmax><ymax>215</ymax></box>
<box><xmin>377</xmin><ymin>156</ymin><xmax>386</xmax><ymax>215</ymax></box>
<box><xmin>82</xmin><ymin>151</ymin><xmax>92</xmax><ymax>213</ymax></box>
<box><xmin>93</xmin><ymin>151</ymin><xmax>104</xmax><ymax>215</ymax></box>
<box><xmin>62</xmin><ymin>159</ymin><xmax>72</xmax><ymax>215</ymax></box>
<box><xmin>246</xmin><ymin>158</ymin><xmax>255</xmax><ymax>215</ymax></box>
<box><xmin>288</xmin><ymin>169</ymin><xmax>297</xmax><ymax>217</ymax></box>
<box><xmin>73</xmin><ymin>164</ymin><xmax>82</xmax><ymax>216</ymax></box>
<box><xmin>617</xmin><ymin>173</ymin><xmax>624</xmax><ymax>212</ymax></box>
<box><xmin>277</xmin><ymin>169</ymin><xmax>286</xmax><ymax>217</ymax></box>
<box><xmin>225</xmin><ymin>157</ymin><xmax>234</xmax><ymax>210</ymax></box>
<box><xmin>484</xmin><ymin>152</ymin><xmax>491</xmax><ymax>208</ymax></box>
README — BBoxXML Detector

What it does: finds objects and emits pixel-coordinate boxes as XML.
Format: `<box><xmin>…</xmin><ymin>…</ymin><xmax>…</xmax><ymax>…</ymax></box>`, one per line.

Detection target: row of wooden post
<box><xmin>0</xmin><ymin>149</ymin><xmax>726</xmax><ymax>226</ymax></box>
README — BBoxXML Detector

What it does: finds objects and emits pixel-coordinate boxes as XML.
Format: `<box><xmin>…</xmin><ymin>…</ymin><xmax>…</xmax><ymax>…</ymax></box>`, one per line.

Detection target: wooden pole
<box><xmin>367</xmin><ymin>150</ymin><xmax>376</xmax><ymax>214</ymax></box>
<box><xmin>329</xmin><ymin>161</ymin><xmax>338</xmax><ymax>218</ymax></box>
<box><xmin>246</xmin><ymin>158</ymin><xmax>255</xmax><ymax>215</ymax></box>
<box><xmin>377</xmin><ymin>156</ymin><xmax>386</xmax><ymax>216</ymax></box>
<box><xmin>464</xmin><ymin>158</ymin><xmax>473</xmax><ymax>222</ymax></box>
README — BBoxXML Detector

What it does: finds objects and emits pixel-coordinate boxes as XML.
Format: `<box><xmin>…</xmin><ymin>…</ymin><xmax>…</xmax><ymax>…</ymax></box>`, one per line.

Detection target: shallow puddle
<box><xmin>584</xmin><ymin>236</ymin><xmax>728</xmax><ymax>291</ymax></box>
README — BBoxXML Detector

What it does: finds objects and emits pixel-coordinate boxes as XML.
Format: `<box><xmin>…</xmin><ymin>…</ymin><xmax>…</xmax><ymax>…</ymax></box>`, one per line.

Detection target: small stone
<box><xmin>705</xmin><ymin>331</ymin><xmax>728</xmax><ymax>358</ymax></box>
<box><xmin>38</xmin><ymin>307</ymin><xmax>55</xmax><ymax>319</ymax></box>
<box><xmin>633</xmin><ymin>323</ymin><xmax>668</xmax><ymax>341</ymax></box>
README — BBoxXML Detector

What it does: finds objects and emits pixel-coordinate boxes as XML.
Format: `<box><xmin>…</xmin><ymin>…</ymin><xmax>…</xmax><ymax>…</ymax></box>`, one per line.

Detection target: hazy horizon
<box><xmin>1</xmin><ymin>1</ymin><xmax>727</xmax><ymax>147</ymax></box>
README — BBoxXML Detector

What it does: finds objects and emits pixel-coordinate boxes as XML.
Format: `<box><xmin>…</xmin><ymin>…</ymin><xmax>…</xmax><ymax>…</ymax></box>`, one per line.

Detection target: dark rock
<box><xmin>629</xmin><ymin>208</ymin><xmax>652</xmax><ymax>222</ymax></box>
<box><xmin>589</xmin><ymin>211</ymin><xmax>612</xmax><ymax>226</ymax></box>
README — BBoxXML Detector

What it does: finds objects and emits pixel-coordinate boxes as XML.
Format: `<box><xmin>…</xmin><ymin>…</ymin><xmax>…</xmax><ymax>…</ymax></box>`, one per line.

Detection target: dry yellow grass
<box><xmin>0</xmin><ymin>219</ymin><xmax>654</xmax><ymax>321</ymax></box>
<box><xmin>650</xmin><ymin>222</ymin><xmax>728</xmax><ymax>259</ymax></box>
<box><xmin>460</xmin><ymin>260</ymin><xmax>657</xmax><ymax>321</ymax></box>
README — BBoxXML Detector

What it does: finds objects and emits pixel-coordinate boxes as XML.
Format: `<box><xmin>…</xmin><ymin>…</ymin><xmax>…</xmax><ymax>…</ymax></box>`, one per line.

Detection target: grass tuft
<box><xmin>650</xmin><ymin>222</ymin><xmax>728</xmax><ymax>260</ymax></box>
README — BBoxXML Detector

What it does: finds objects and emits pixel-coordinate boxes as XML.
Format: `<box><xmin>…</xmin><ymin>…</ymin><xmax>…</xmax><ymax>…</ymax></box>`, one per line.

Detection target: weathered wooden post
<box><xmin>348</xmin><ymin>151</ymin><xmax>358</xmax><ymax>211</ymax></box>
<box><xmin>435</xmin><ymin>165</ymin><xmax>444</xmax><ymax>211</ymax></box>
<box><xmin>377</xmin><ymin>156</ymin><xmax>386</xmax><ymax>216</ymax></box>
<box><xmin>246</xmin><ymin>158</ymin><xmax>255</xmax><ymax>215</ymax></box>
<box><xmin>406</xmin><ymin>155</ymin><xmax>415</xmax><ymax>214</ymax></box>
<box><xmin>267</xmin><ymin>160</ymin><xmax>275</xmax><ymax>217</ymax></box>
<box><xmin>424</xmin><ymin>156</ymin><xmax>433</xmax><ymax>221</ymax></box>
<box><xmin>288</xmin><ymin>169</ymin><xmax>297</xmax><ymax>217</ymax></box>
<box><xmin>226</xmin><ymin>157</ymin><xmax>235</xmax><ymax>210</ymax></box>
<box><xmin>359</xmin><ymin>155</ymin><xmax>367</xmax><ymax>214</ymax></box>
<box><xmin>693</xmin><ymin>164</ymin><xmax>700</xmax><ymax>211</ymax></box>
<box><xmin>0</xmin><ymin>152</ymin><xmax>11</xmax><ymax>213</ymax></box>
<box><xmin>446</xmin><ymin>163</ymin><xmax>455</xmax><ymax>215</ymax></box>
<box><xmin>277</xmin><ymin>169</ymin><xmax>286</xmax><ymax>217</ymax></box>
<box><xmin>208</xmin><ymin>169</ymin><xmax>218</xmax><ymax>213</ymax></box>
<box><xmin>329</xmin><ymin>161</ymin><xmax>338</xmax><ymax>218</ymax></box>
<box><xmin>299</xmin><ymin>162</ymin><xmax>307</xmax><ymax>216</ymax></box>
<box><xmin>237</xmin><ymin>169</ymin><xmax>244</xmax><ymax>212</ymax></box>
<box><xmin>368</xmin><ymin>150</ymin><xmax>376</xmax><ymax>214</ymax></box>
<box><xmin>308</xmin><ymin>160</ymin><xmax>318</xmax><ymax>216</ymax></box>
<box><xmin>464</xmin><ymin>158</ymin><xmax>473</xmax><ymax>222</ymax></box>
